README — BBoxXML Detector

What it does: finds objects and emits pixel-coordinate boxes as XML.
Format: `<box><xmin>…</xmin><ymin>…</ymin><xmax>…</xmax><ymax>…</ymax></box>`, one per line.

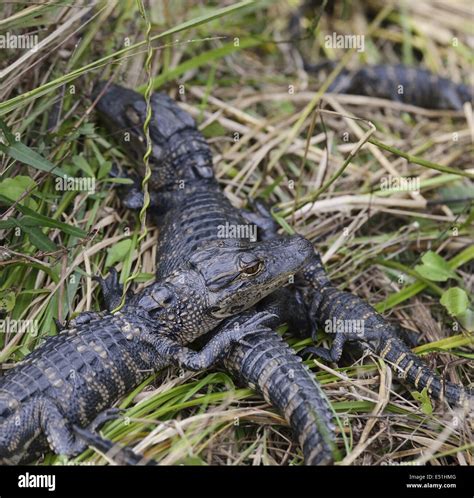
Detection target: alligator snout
<box><xmin>281</xmin><ymin>235</ymin><xmax>314</xmax><ymax>266</ymax></box>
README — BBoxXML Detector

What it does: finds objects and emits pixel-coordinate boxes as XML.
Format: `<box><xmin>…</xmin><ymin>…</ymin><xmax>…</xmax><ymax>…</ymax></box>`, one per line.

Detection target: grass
<box><xmin>0</xmin><ymin>0</ymin><xmax>472</xmax><ymax>466</ymax></box>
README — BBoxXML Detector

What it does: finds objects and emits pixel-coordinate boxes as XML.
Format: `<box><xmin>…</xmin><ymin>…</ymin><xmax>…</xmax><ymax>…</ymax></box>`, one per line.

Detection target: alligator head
<box><xmin>135</xmin><ymin>235</ymin><xmax>313</xmax><ymax>340</ymax></box>
<box><xmin>92</xmin><ymin>82</ymin><xmax>214</xmax><ymax>190</ymax></box>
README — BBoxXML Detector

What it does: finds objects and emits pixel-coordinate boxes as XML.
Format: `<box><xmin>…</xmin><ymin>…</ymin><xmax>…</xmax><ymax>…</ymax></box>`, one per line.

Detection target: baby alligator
<box><xmin>93</xmin><ymin>82</ymin><xmax>336</xmax><ymax>464</ymax></box>
<box><xmin>304</xmin><ymin>61</ymin><xmax>472</xmax><ymax>110</ymax></box>
<box><xmin>0</xmin><ymin>236</ymin><xmax>312</xmax><ymax>464</ymax></box>
<box><xmin>290</xmin><ymin>2</ymin><xmax>472</xmax><ymax>110</ymax></box>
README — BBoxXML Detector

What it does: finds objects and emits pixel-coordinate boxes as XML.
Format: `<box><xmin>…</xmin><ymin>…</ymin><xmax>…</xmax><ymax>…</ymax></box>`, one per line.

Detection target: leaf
<box><xmin>141</xmin><ymin>38</ymin><xmax>261</xmax><ymax>91</ymax></box>
<box><xmin>414</xmin><ymin>251</ymin><xmax>456</xmax><ymax>282</ymax></box>
<box><xmin>440</xmin><ymin>287</ymin><xmax>469</xmax><ymax>317</ymax></box>
<box><xmin>411</xmin><ymin>388</ymin><xmax>433</xmax><ymax>415</ymax></box>
<box><xmin>413</xmin><ymin>334</ymin><xmax>473</xmax><ymax>354</ymax></box>
<box><xmin>0</xmin><ymin>194</ymin><xmax>86</xmax><ymax>238</ymax></box>
<box><xmin>202</xmin><ymin>121</ymin><xmax>227</xmax><ymax>138</ymax></box>
<box><xmin>457</xmin><ymin>309</ymin><xmax>474</xmax><ymax>332</ymax></box>
<box><xmin>133</xmin><ymin>272</ymin><xmax>155</xmax><ymax>283</ymax></box>
<box><xmin>0</xmin><ymin>120</ymin><xmax>71</xmax><ymax>178</ymax></box>
<box><xmin>20</xmin><ymin>224</ymin><xmax>58</xmax><ymax>252</ymax></box>
<box><xmin>97</xmin><ymin>160</ymin><xmax>112</xmax><ymax>180</ymax></box>
<box><xmin>439</xmin><ymin>287</ymin><xmax>469</xmax><ymax>316</ymax></box>
<box><xmin>272</xmin><ymin>211</ymin><xmax>295</xmax><ymax>235</ymax></box>
<box><xmin>7</xmin><ymin>261</ymin><xmax>59</xmax><ymax>283</ymax></box>
<box><xmin>0</xmin><ymin>219</ymin><xmax>17</xmax><ymax>229</ymax></box>
<box><xmin>105</xmin><ymin>239</ymin><xmax>132</xmax><ymax>268</ymax></box>
<box><xmin>259</xmin><ymin>174</ymin><xmax>285</xmax><ymax>199</ymax></box>
<box><xmin>0</xmin><ymin>176</ymin><xmax>37</xmax><ymax>209</ymax></box>
<box><xmin>0</xmin><ymin>290</ymin><xmax>15</xmax><ymax>313</ymax></box>
<box><xmin>72</xmin><ymin>155</ymin><xmax>95</xmax><ymax>178</ymax></box>
<box><xmin>439</xmin><ymin>183</ymin><xmax>474</xmax><ymax>214</ymax></box>
<box><xmin>103</xmin><ymin>177</ymin><xmax>134</xmax><ymax>185</ymax></box>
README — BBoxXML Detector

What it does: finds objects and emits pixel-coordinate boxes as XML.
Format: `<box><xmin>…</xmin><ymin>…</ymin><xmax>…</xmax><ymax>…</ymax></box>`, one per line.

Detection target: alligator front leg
<box><xmin>258</xmin><ymin>287</ymin><xmax>312</xmax><ymax>337</ymax></box>
<box><xmin>240</xmin><ymin>199</ymin><xmax>280</xmax><ymax>241</ymax></box>
<box><xmin>58</xmin><ymin>270</ymin><xmax>127</xmax><ymax>329</ymax></box>
<box><xmin>93</xmin><ymin>268</ymin><xmax>124</xmax><ymax>311</ymax></box>
<box><xmin>142</xmin><ymin>311</ymin><xmax>275</xmax><ymax>371</ymax></box>
<box><xmin>108</xmin><ymin>163</ymin><xmax>160</xmax><ymax>210</ymax></box>
<box><xmin>93</xmin><ymin>268</ymin><xmax>137</xmax><ymax>311</ymax></box>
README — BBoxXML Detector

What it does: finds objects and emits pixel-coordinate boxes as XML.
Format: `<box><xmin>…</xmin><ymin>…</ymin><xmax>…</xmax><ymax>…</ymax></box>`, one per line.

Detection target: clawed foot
<box><xmin>68</xmin><ymin>311</ymin><xmax>106</xmax><ymax>328</ymax></box>
<box><xmin>93</xmin><ymin>267</ymin><xmax>121</xmax><ymax>309</ymax></box>
<box><xmin>241</xmin><ymin>198</ymin><xmax>280</xmax><ymax>240</ymax></box>
<box><xmin>93</xmin><ymin>268</ymin><xmax>132</xmax><ymax>310</ymax></box>
<box><xmin>89</xmin><ymin>407</ymin><xmax>125</xmax><ymax>433</ymax></box>
<box><xmin>301</xmin><ymin>345</ymin><xmax>336</xmax><ymax>363</ymax></box>
<box><xmin>228</xmin><ymin>311</ymin><xmax>276</xmax><ymax>348</ymax></box>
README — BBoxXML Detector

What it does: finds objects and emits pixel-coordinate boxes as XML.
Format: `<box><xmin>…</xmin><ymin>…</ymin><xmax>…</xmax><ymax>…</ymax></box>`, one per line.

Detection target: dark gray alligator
<box><xmin>290</xmin><ymin>2</ymin><xmax>473</xmax><ymax>110</ymax></box>
<box><xmin>0</xmin><ymin>236</ymin><xmax>312</xmax><ymax>464</ymax></box>
<box><xmin>93</xmin><ymin>82</ymin><xmax>337</xmax><ymax>464</ymax></box>
<box><xmin>303</xmin><ymin>61</ymin><xmax>473</xmax><ymax>110</ymax></box>
<box><xmin>93</xmin><ymin>81</ymin><xmax>473</xmax><ymax>464</ymax></box>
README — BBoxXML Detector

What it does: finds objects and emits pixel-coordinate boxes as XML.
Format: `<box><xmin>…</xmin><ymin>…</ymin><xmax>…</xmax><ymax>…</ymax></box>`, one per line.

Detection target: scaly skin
<box><xmin>299</xmin><ymin>255</ymin><xmax>473</xmax><ymax>408</ymax></box>
<box><xmin>1</xmin><ymin>237</ymin><xmax>311</xmax><ymax>464</ymax></box>
<box><xmin>304</xmin><ymin>62</ymin><xmax>473</xmax><ymax>110</ymax></box>
<box><xmin>93</xmin><ymin>81</ymin><xmax>337</xmax><ymax>464</ymax></box>
<box><xmin>300</xmin><ymin>263</ymin><xmax>473</xmax><ymax>408</ymax></box>
<box><xmin>223</xmin><ymin>321</ymin><xmax>335</xmax><ymax>464</ymax></box>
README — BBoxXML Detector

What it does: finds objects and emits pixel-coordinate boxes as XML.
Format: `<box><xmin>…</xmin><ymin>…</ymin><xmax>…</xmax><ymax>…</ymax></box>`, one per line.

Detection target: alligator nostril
<box><xmin>152</xmin><ymin>286</ymin><xmax>173</xmax><ymax>307</ymax></box>
<box><xmin>193</xmin><ymin>165</ymin><xmax>212</xmax><ymax>178</ymax></box>
<box><xmin>137</xmin><ymin>295</ymin><xmax>159</xmax><ymax>311</ymax></box>
<box><xmin>138</xmin><ymin>286</ymin><xmax>173</xmax><ymax>311</ymax></box>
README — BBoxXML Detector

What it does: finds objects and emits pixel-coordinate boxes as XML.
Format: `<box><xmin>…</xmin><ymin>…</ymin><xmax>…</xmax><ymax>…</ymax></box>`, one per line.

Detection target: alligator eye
<box><xmin>241</xmin><ymin>261</ymin><xmax>263</xmax><ymax>277</ymax></box>
<box><xmin>125</xmin><ymin>106</ymin><xmax>141</xmax><ymax>125</ymax></box>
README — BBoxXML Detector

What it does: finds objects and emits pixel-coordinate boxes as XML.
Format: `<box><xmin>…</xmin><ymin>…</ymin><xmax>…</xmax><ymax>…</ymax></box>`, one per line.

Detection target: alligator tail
<box><xmin>224</xmin><ymin>329</ymin><xmax>336</xmax><ymax>465</ymax></box>
<box><xmin>377</xmin><ymin>334</ymin><xmax>473</xmax><ymax>408</ymax></box>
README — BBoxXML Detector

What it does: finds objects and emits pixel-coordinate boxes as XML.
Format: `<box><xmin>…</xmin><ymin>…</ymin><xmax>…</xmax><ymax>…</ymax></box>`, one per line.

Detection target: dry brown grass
<box><xmin>0</xmin><ymin>0</ymin><xmax>472</xmax><ymax>466</ymax></box>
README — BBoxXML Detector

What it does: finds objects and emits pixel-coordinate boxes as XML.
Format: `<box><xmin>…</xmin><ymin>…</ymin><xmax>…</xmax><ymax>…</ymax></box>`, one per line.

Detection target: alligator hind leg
<box><xmin>302</xmin><ymin>327</ymin><xmax>382</xmax><ymax>363</ymax></box>
<box><xmin>299</xmin><ymin>254</ymin><xmax>472</xmax><ymax>407</ymax></box>
<box><xmin>0</xmin><ymin>397</ymin><xmax>87</xmax><ymax>464</ymax></box>
<box><xmin>72</xmin><ymin>424</ymin><xmax>152</xmax><ymax>465</ymax></box>
<box><xmin>142</xmin><ymin>311</ymin><xmax>275</xmax><ymax>371</ymax></box>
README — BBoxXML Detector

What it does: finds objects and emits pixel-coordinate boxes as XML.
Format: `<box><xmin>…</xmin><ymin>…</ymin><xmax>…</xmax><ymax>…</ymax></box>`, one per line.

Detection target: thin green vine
<box><xmin>113</xmin><ymin>0</ymin><xmax>153</xmax><ymax>312</ymax></box>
